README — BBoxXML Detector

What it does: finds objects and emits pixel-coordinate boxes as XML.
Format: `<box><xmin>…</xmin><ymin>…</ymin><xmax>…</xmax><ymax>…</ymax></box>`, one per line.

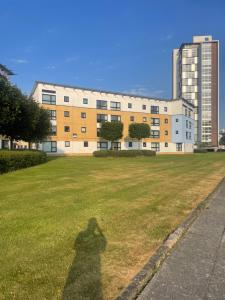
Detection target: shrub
<box><xmin>93</xmin><ymin>150</ymin><xmax>156</xmax><ymax>157</ymax></box>
<box><xmin>0</xmin><ymin>150</ymin><xmax>47</xmax><ymax>174</ymax></box>
<box><xmin>194</xmin><ymin>149</ymin><xmax>207</xmax><ymax>153</ymax></box>
<box><xmin>217</xmin><ymin>149</ymin><xmax>225</xmax><ymax>152</ymax></box>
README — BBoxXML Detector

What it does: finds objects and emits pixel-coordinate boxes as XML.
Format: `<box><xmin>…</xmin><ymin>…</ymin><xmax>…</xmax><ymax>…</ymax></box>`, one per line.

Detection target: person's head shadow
<box><xmin>62</xmin><ymin>218</ymin><xmax>107</xmax><ymax>300</ymax></box>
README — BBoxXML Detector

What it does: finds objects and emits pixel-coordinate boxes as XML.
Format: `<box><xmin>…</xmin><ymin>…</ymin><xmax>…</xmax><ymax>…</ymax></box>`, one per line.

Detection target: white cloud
<box><xmin>45</xmin><ymin>65</ymin><xmax>56</xmax><ymax>70</ymax></box>
<box><xmin>122</xmin><ymin>86</ymin><xmax>164</xmax><ymax>97</ymax></box>
<box><xmin>11</xmin><ymin>58</ymin><xmax>28</xmax><ymax>64</ymax></box>
<box><xmin>65</xmin><ymin>56</ymin><xmax>79</xmax><ymax>63</ymax></box>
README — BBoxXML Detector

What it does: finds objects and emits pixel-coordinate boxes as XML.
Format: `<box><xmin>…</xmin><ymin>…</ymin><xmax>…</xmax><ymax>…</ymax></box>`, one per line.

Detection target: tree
<box><xmin>129</xmin><ymin>123</ymin><xmax>150</xmax><ymax>149</ymax></box>
<box><xmin>99</xmin><ymin>121</ymin><xmax>123</xmax><ymax>149</ymax></box>
<box><xmin>20</xmin><ymin>98</ymin><xmax>51</xmax><ymax>149</ymax></box>
<box><xmin>219</xmin><ymin>135</ymin><xmax>225</xmax><ymax>146</ymax></box>
<box><xmin>0</xmin><ymin>77</ymin><xmax>25</xmax><ymax>148</ymax></box>
<box><xmin>0</xmin><ymin>77</ymin><xmax>51</xmax><ymax>149</ymax></box>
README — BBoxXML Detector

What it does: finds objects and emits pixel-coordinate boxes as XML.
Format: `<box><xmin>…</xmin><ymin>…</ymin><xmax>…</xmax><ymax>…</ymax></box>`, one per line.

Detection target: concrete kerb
<box><xmin>115</xmin><ymin>177</ymin><xmax>225</xmax><ymax>300</ymax></box>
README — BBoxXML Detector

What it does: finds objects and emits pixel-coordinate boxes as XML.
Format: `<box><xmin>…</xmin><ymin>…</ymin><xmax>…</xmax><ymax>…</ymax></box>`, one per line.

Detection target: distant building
<box><xmin>173</xmin><ymin>36</ymin><xmax>219</xmax><ymax>148</ymax></box>
<box><xmin>0</xmin><ymin>64</ymin><xmax>14</xmax><ymax>79</ymax></box>
<box><xmin>30</xmin><ymin>81</ymin><xmax>195</xmax><ymax>155</ymax></box>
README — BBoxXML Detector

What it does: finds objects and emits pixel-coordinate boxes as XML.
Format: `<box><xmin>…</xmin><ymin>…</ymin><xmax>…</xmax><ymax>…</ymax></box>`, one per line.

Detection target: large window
<box><xmin>110</xmin><ymin>101</ymin><xmax>121</xmax><ymax>111</ymax></box>
<box><xmin>97</xmin><ymin>114</ymin><xmax>108</xmax><ymax>123</ymax></box>
<box><xmin>151</xmin><ymin>142</ymin><xmax>160</xmax><ymax>152</ymax></box>
<box><xmin>48</xmin><ymin>110</ymin><xmax>56</xmax><ymax>120</ymax></box>
<box><xmin>111</xmin><ymin>115</ymin><xmax>121</xmax><ymax>122</ymax></box>
<box><xmin>150</xmin><ymin>130</ymin><xmax>160</xmax><ymax>138</ymax></box>
<box><xmin>151</xmin><ymin>106</ymin><xmax>159</xmax><ymax>114</ymax></box>
<box><xmin>81</xmin><ymin>112</ymin><xmax>86</xmax><ymax>118</ymax></box>
<box><xmin>42</xmin><ymin>94</ymin><xmax>56</xmax><ymax>105</ymax></box>
<box><xmin>111</xmin><ymin>142</ymin><xmax>121</xmax><ymax>150</ymax></box>
<box><xmin>83</xmin><ymin>98</ymin><xmax>88</xmax><ymax>104</ymax></box>
<box><xmin>50</xmin><ymin>125</ymin><xmax>57</xmax><ymax>136</ymax></box>
<box><xmin>97</xmin><ymin>142</ymin><xmax>108</xmax><ymax>150</ymax></box>
<box><xmin>96</xmin><ymin>100</ymin><xmax>107</xmax><ymax>110</ymax></box>
<box><xmin>42</xmin><ymin>141</ymin><xmax>57</xmax><ymax>152</ymax></box>
<box><xmin>176</xmin><ymin>143</ymin><xmax>182</xmax><ymax>151</ymax></box>
<box><xmin>151</xmin><ymin>118</ymin><xmax>160</xmax><ymax>126</ymax></box>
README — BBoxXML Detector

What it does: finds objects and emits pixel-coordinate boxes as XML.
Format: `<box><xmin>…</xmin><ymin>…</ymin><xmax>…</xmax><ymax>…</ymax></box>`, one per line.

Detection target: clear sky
<box><xmin>1</xmin><ymin>0</ymin><xmax>224</xmax><ymax>127</ymax></box>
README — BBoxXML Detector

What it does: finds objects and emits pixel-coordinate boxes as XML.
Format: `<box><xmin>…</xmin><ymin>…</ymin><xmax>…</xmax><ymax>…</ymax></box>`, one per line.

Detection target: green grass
<box><xmin>1</xmin><ymin>153</ymin><xmax>225</xmax><ymax>299</ymax></box>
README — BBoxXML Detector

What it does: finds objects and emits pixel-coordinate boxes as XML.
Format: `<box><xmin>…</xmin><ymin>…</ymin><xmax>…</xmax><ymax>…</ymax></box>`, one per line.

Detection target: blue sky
<box><xmin>1</xmin><ymin>0</ymin><xmax>225</xmax><ymax>127</ymax></box>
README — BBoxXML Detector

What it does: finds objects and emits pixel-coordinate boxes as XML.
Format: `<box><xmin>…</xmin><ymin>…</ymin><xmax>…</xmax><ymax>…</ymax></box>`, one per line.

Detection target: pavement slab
<box><xmin>137</xmin><ymin>181</ymin><xmax>225</xmax><ymax>300</ymax></box>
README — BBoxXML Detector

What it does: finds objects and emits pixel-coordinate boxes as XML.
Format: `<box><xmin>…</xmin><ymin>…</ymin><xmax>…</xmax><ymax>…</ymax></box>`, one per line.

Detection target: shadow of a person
<box><xmin>62</xmin><ymin>218</ymin><xmax>107</xmax><ymax>300</ymax></box>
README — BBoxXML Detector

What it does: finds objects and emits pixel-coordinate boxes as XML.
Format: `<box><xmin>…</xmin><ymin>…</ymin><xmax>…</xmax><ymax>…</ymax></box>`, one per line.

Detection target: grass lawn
<box><xmin>1</xmin><ymin>153</ymin><xmax>225</xmax><ymax>299</ymax></box>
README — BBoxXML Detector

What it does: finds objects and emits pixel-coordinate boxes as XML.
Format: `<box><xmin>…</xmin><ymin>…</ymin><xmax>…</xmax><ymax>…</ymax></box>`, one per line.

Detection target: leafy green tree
<box><xmin>129</xmin><ymin>123</ymin><xmax>150</xmax><ymax>149</ymax></box>
<box><xmin>0</xmin><ymin>77</ymin><xmax>51</xmax><ymax>149</ymax></box>
<box><xmin>20</xmin><ymin>98</ymin><xmax>51</xmax><ymax>149</ymax></box>
<box><xmin>0</xmin><ymin>77</ymin><xmax>25</xmax><ymax>148</ymax></box>
<box><xmin>99</xmin><ymin>121</ymin><xmax>123</xmax><ymax>149</ymax></box>
<box><xmin>219</xmin><ymin>135</ymin><xmax>225</xmax><ymax>146</ymax></box>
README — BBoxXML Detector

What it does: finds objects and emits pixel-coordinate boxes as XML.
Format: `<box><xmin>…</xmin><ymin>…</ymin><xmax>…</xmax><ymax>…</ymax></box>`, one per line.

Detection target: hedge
<box><xmin>0</xmin><ymin>150</ymin><xmax>47</xmax><ymax>174</ymax></box>
<box><xmin>93</xmin><ymin>150</ymin><xmax>156</xmax><ymax>157</ymax></box>
<box><xmin>194</xmin><ymin>149</ymin><xmax>208</xmax><ymax>153</ymax></box>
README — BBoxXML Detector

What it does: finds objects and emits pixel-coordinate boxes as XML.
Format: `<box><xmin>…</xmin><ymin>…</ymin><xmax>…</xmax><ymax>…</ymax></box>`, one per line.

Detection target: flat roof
<box><xmin>31</xmin><ymin>80</ymin><xmax>195</xmax><ymax>108</ymax></box>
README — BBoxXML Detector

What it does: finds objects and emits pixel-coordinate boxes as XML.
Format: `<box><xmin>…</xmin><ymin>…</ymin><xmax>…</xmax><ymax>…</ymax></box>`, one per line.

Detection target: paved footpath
<box><xmin>138</xmin><ymin>181</ymin><xmax>225</xmax><ymax>300</ymax></box>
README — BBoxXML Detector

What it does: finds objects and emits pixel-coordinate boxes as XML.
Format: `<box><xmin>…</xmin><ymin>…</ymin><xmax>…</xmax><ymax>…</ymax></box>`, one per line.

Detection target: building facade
<box><xmin>30</xmin><ymin>81</ymin><xmax>194</xmax><ymax>155</ymax></box>
<box><xmin>173</xmin><ymin>35</ymin><xmax>219</xmax><ymax>147</ymax></box>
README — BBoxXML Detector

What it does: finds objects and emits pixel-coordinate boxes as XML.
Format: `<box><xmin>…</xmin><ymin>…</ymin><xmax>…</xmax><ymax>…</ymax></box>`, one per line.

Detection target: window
<box><xmin>64</xmin><ymin>126</ymin><xmax>70</xmax><ymax>132</ymax></box>
<box><xmin>97</xmin><ymin>114</ymin><xmax>108</xmax><ymax>123</ymax></box>
<box><xmin>188</xmin><ymin>110</ymin><xmax>191</xmax><ymax>117</ymax></box>
<box><xmin>176</xmin><ymin>118</ymin><xmax>179</xmax><ymax>123</ymax></box>
<box><xmin>142</xmin><ymin>105</ymin><xmax>146</xmax><ymax>110</ymax></box>
<box><xmin>130</xmin><ymin>116</ymin><xmax>135</xmax><ymax>122</ymax></box>
<box><xmin>176</xmin><ymin>143</ymin><xmax>182</xmax><ymax>151</ymax></box>
<box><xmin>64</xmin><ymin>111</ymin><xmax>70</xmax><ymax>117</ymax></box>
<box><xmin>81</xmin><ymin>112</ymin><xmax>86</xmax><ymax>118</ymax></box>
<box><xmin>185</xmin><ymin>108</ymin><xmax>188</xmax><ymax>116</ymax></box>
<box><xmin>165</xmin><ymin>130</ymin><xmax>168</xmax><ymax>136</ymax></box>
<box><xmin>165</xmin><ymin>142</ymin><xmax>168</xmax><ymax>147</ymax></box>
<box><xmin>97</xmin><ymin>142</ymin><xmax>108</xmax><ymax>150</ymax></box>
<box><xmin>65</xmin><ymin>141</ymin><xmax>70</xmax><ymax>147</ymax></box>
<box><xmin>150</xmin><ymin>130</ymin><xmax>160</xmax><ymax>138</ymax></box>
<box><xmin>50</xmin><ymin>125</ymin><xmax>57</xmax><ymax>136</ymax></box>
<box><xmin>189</xmin><ymin>121</ymin><xmax>192</xmax><ymax>129</ymax></box>
<box><xmin>176</xmin><ymin>130</ymin><xmax>179</xmax><ymax>134</ymax></box>
<box><xmin>81</xmin><ymin>127</ymin><xmax>86</xmax><ymax>133</ymax></box>
<box><xmin>189</xmin><ymin>132</ymin><xmax>192</xmax><ymax>140</ymax></box>
<box><xmin>48</xmin><ymin>110</ymin><xmax>56</xmax><ymax>120</ymax></box>
<box><xmin>128</xmin><ymin>103</ymin><xmax>132</xmax><ymax>108</ymax></box>
<box><xmin>186</xmin><ymin>132</ymin><xmax>189</xmax><ymax>139</ymax></box>
<box><xmin>151</xmin><ymin>118</ymin><xmax>160</xmax><ymax>126</ymax></box>
<box><xmin>83</xmin><ymin>98</ymin><xmax>88</xmax><ymax>104</ymax></box>
<box><xmin>151</xmin><ymin>142</ymin><xmax>160</xmax><ymax>152</ymax></box>
<box><xmin>42</xmin><ymin>141</ymin><xmax>57</xmax><ymax>153</ymax></box>
<box><xmin>111</xmin><ymin>142</ymin><xmax>121</xmax><ymax>150</ymax></box>
<box><xmin>151</xmin><ymin>106</ymin><xmax>159</xmax><ymax>114</ymax></box>
<box><xmin>42</xmin><ymin>89</ymin><xmax>56</xmax><ymax>94</ymax></box>
<box><xmin>64</xmin><ymin>96</ymin><xmax>69</xmax><ymax>103</ymax></box>
<box><xmin>143</xmin><ymin>142</ymin><xmax>147</xmax><ymax>147</ymax></box>
<box><xmin>97</xmin><ymin>128</ymin><xmax>100</xmax><ymax>137</ymax></box>
<box><xmin>42</xmin><ymin>94</ymin><xmax>56</xmax><ymax>105</ymax></box>
<box><xmin>111</xmin><ymin>115</ymin><xmax>121</xmax><ymax>122</ymax></box>
<box><xmin>164</xmin><ymin>107</ymin><xmax>168</xmax><ymax>112</ymax></box>
<box><xmin>110</xmin><ymin>101</ymin><xmax>121</xmax><ymax>111</ymax></box>
<box><xmin>2</xmin><ymin>140</ymin><xmax>9</xmax><ymax>149</ymax></box>
<box><xmin>165</xmin><ymin>118</ymin><xmax>168</xmax><ymax>124</ymax></box>
<box><xmin>84</xmin><ymin>141</ymin><xmax>88</xmax><ymax>147</ymax></box>
<box><xmin>128</xmin><ymin>142</ymin><xmax>133</xmax><ymax>147</ymax></box>
<box><xmin>143</xmin><ymin>117</ymin><xmax>147</xmax><ymax>122</ymax></box>
<box><xmin>186</xmin><ymin>120</ymin><xmax>189</xmax><ymax>128</ymax></box>
<box><xmin>96</xmin><ymin>100</ymin><xmax>107</xmax><ymax>110</ymax></box>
